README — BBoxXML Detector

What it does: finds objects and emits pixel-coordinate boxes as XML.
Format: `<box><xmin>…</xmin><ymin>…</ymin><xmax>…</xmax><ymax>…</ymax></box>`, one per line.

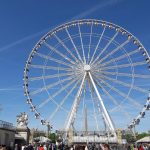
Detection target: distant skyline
<box><xmin>0</xmin><ymin>0</ymin><xmax>150</xmax><ymax>132</ymax></box>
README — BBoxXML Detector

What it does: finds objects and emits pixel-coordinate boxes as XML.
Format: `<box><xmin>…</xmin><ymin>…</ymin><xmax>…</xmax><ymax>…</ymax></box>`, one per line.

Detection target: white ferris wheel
<box><xmin>23</xmin><ymin>19</ymin><xmax>150</xmax><ymax>138</ymax></box>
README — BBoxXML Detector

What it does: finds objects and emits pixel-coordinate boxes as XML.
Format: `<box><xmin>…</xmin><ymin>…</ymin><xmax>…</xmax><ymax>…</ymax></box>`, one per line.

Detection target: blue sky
<box><xmin>0</xmin><ymin>0</ymin><xmax>150</xmax><ymax>132</ymax></box>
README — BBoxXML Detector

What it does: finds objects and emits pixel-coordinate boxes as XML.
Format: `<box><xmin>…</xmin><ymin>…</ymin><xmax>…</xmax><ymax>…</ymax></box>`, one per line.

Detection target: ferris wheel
<box><xmin>23</xmin><ymin>19</ymin><xmax>150</xmax><ymax>137</ymax></box>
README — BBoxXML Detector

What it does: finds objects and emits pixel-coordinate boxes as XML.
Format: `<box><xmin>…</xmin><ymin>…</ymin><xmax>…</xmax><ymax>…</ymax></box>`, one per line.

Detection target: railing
<box><xmin>56</xmin><ymin>130</ymin><xmax>114</xmax><ymax>136</ymax></box>
<box><xmin>56</xmin><ymin>130</ymin><xmax>127</xmax><ymax>144</ymax></box>
<box><xmin>0</xmin><ymin>120</ymin><xmax>16</xmax><ymax>130</ymax></box>
<box><xmin>72</xmin><ymin>136</ymin><xmax>118</xmax><ymax>143</ymax></box>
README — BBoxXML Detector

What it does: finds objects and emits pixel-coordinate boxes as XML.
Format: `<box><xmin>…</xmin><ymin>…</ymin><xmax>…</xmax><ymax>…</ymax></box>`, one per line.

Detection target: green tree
<box><xmin>136</xmin><ymin>132</ymin><xmax>148</xmax><ymax>140</ymax></box>
<box><xmin>48</xmin><ymin>133</ymin><xmax>59</xmax><ymax>143</ymax></box>
<box><xmin>123</xmin><ymin>134</ymin><xmax>136</xmax><ymax>143</ymax></box>
<box><xmin>148</xmin><ymin>130</ymin><xmax>150</xmax><ymax>136</ymax></box>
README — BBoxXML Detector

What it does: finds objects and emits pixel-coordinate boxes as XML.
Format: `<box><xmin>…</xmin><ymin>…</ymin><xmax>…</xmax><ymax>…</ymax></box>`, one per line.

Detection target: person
<box><xmin>21</xmin><ymin>145</ymin><xmax>25</xmax><ymax>150</ymax></box>
<box><xmin>95</xmin><ymin>144</ymin><xmax>99</xmax><ymax>150</ymax></box>
<box><xmin>15</xmin><ymin>144</ymin><xmax>18</xmax><ymax>150</ymax></box>
<box><xmin>143</xmin><ymin>145</ymin><xmax>148</xmax><ymax>150</ymax></box>
<box><xmin>127</xmin><ymin>145</ymin><xmax>131</xmax><ymax>150</ymax></box>
<box><xmin>43</xmin><ymin>145</ymin><xmax>47</xmax><ymax>150</ymax></box>
<box><xmin>100</xmin><ymin>144</ymin><xmax>110</xmax><ymax>150</ymax></box>
<box><xmin>28</xmin><ymin>144</ymin><xmax>34</xmax><ymax>150</ymax></box>
<box><xmin>1</xmin><ymin>145</ymin><xmax>6</xmax><ymax>150</ymax></box>
<box><xmin>139</xmin><ymin>144</ymin><xmax>144</xmax><ymax>150</ymax></box>
<box><xmin>85</xmin><ymin>145</ymin><xmax>88</xmax><ymax>150</ymax></box>
<box><xmin>39</xmin><ymin>145</ymin><xmax>44</xmax><ymax>150</ymax></box>
<box><xmin>133</xmin><ymin>145</ymin><xmax>138</xmax><ymax>150</ymax></box>
<box><xmin>0</xmin><ymin>145</ymin><xmax>2</xmax><ymax>150</ymax></box>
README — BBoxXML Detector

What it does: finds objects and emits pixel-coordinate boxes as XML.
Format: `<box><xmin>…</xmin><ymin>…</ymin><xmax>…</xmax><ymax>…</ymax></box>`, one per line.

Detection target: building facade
<box><xmin>0</xmin><ymin>120</ymin><xmax>16</xmax><ymax>147</ymax></box>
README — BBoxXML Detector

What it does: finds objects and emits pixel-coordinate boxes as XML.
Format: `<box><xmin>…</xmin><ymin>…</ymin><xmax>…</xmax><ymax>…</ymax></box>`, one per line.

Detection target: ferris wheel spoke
<box><xmin>35</xmin><ymin>52</ymin><xmax>74</xmax><ymax>68</ymax></box>
<box><xmin>90</xmin><ymin>26</ymin><xmax>106</xmax><ymax>64</ymax></box>
<box><xmin>88</xmin><ymin>22</ymin><xmax>94</xmax><ymax>63</ymax></box>
<box><xmin>29</xmin><ymin>72</ymin><xmax>75</xmax><ymax>81</ymax></box>
<box><xmin>30</xmin><ymin>76</ymin><xmax>75</xmax><ymax>96</ymax></box>
<box><xmin>98</xmin><ymin>61</ymin><xmax>147</xmax><ymax>71</ymax></box>
<box><xmin>49</xmin><ymin>78</ymin><xmax>81</xmax><ymax>121</ymax></box>
<box><xmin>93</xmin><ymin>39</ymin><xmax>129</xmax><ymax>66</ymax></box>
<box><xmin>44</xmin><ymin>42</ymin><xmax>76</xmax><ymax>65</ymax></box>
<box><xmin>93</xmin><ymin>76</ymin><xmax>142</xmax><ymax>109</ymax></box>
<box><xmin>103</xmin><ymin>89</ymin><xmax>131</xmax><ymax>120</ymax></box>
<box><xmin>96</xmin><ymin>81</ymin><xmax>132</xmax><ymax>119</ymax></box>
<box><xmin>96</xmin><ymin>73</ymin><xmax>148</xmax><ymax>94</ymax></box>
<box><xmin>40</xmin><ymin>94</ymin><xmax>68</xmax><ymax>114</ymax></box>
<box><xmin>96</xmin><ymin>81</ymin><xmax>131</xmax><ymax>127</ymax></box>
<box><xmin>38</xmin><ymin>76</ymin><xmax>81</xmax><ymax>109</ymax></box>
<box><xmin>51</xmin><ymin>76</ymin><xmax>81</xmax><ymax>98</ymax></box>
<box><xmin>65</xmin><ymin>28</ymin><xmax>83</xmax><ymax>63</ymax></box>
<box><xmin>78</xmin><ymin>23</ymin><xmax>86</xmax><ymax>64</ymax></box>
<box><xmin>90</xmin><ymin>30</ymin><xmax>118</xmax><ymax>65</ymax></box>
<box><xmin>99</xmin><ymin>70</ymin><xmax>150</xmax><ymax>79</ymax></box>
<box><xmin>101</xmin><ymin>48</ymin><xmax>140</xmax><ymax>67</ymax></box>
<box><xmin>54</xmin><ymin>34</ymin><xmax>79</xmax><ymax>63</ymax></box>
<box><xmin>30</xmin><ymin>64</ymin><xmax>73</xmax><ymax>71</ymax></box>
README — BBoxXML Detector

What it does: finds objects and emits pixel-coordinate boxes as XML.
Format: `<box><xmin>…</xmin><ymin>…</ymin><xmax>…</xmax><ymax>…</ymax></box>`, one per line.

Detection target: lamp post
<box><xmin>148</xmin><ymin>130</ymin><xmax>150</xmax><ymax>141</ymax></box>
<box><xmin>47</xmin><ymin>122</ymin><xmax>52</xmax><ymax>138</ymax></box>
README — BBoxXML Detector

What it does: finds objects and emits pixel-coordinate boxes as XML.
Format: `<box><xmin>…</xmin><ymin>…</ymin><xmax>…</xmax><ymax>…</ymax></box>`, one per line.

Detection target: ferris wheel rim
<box><xmin>23</xmin><ymin>19</ymin><xmax>150</xmax><ymax>129</ymax></box>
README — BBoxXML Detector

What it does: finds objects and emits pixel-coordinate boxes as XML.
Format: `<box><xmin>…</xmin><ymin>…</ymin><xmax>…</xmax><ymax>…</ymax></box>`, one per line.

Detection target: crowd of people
<box><xmin>12</xmin><ymin>142</ymin><xmax>150</xmax><ymax>150</ymax></box>
<box><xmin>1</xmin><ymin>142</ymin><xmax>150</xmax><ymax>150</ymax></box>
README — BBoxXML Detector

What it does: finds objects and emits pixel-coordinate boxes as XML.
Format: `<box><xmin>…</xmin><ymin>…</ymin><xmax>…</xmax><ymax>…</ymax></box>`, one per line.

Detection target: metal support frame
<box><xmin>88</xmin><ymin>72</ymin><xmax>116</xmax><ymax>137</ymax></box>
<box><xmin>65</xmin><ymin>70</ymin><xmax>116</xmax><ymax>138</ymax></box>
<box><xmin>65</xmin><ymin>73</ymin><xmax>87</xmax><ymax>130</ymax></box>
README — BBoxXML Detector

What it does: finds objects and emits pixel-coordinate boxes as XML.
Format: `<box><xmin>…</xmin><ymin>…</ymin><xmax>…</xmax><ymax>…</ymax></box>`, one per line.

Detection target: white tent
<box><xmin>34</xmin><ymin>136</ymin><xmax>51</xmax><ymax>143</ymax></box>
<box><xmin>136</xmin><ymin>136</ymin><xmax>150</xmax><ymax>143</ymax></box>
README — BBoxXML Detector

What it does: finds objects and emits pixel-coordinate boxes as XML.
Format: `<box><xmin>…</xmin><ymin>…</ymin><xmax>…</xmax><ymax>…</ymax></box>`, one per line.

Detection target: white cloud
<box><xmin>0</xmin><ymin>0</ymin><xmax>124</xmax><ymax>53</ymax></box>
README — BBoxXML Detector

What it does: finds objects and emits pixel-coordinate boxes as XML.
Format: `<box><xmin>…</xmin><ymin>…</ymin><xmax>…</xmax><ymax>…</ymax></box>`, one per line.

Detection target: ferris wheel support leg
<box><xmin>88</xmin><ymin>72</ymin><xmax>117</xmax><ymax>138</ymax></box>
<box><xmin>65</xmin><ymin>72</ymin><xmax>87</xmax><ymax>131</ymax></box>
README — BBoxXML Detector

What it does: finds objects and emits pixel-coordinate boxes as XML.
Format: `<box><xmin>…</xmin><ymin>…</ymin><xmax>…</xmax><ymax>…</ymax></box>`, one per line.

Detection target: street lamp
<box><xmin>47</xmin><ymin>122</ymin><xmax>52</xmax><ymax>137</ymax></box>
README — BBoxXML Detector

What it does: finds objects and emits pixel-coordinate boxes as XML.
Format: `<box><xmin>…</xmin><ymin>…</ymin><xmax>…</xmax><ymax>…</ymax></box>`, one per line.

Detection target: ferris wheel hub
<box><xmin>84</xmin><ymin>65</ymin><xmax>91</xmax><ymax>71</ymax></box>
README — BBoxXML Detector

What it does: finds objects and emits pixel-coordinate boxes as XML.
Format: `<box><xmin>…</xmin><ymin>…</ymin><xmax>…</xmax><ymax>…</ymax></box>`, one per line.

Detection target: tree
<box><xmin>123</xmin><ymin>133</ymin><xmax>136</xmax><ymax>143</ymax></box>
<box><xmin>48</xmin><ymin>133</ymin><xmax>59</xmax><ymax>143</ymax></box>
<box><xmin>136</xmin><ymin>132</ymin><xmax>148</xmax><ymax>140</ymax></box>
<box><xmin>148</xmin><ymin>130</ymin><xmax>150</xmax><ymax>136</ymax></box>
